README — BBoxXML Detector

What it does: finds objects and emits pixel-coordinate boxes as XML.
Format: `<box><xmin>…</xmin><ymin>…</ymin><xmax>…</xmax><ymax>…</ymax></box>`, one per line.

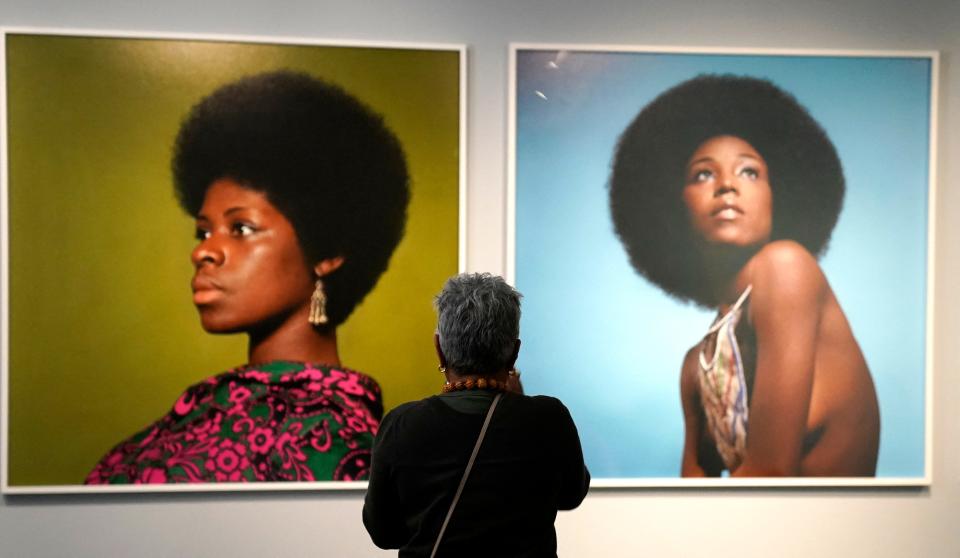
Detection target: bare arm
<box><xmin>732</xmin><ymin>241</ymin><xmax>826</xmax><ymax>477</ymax></box>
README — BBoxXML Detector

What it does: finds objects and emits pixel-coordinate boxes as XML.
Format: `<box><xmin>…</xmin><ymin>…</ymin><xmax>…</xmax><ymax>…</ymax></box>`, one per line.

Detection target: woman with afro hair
<box><xmin>86</xmin><ymin>70</ymin><xmax>409</xmax><ymax>484</ymax></box>
<box><xmin>609</xmin><ymin>75</ymin><xmax>879</xmax><ymax>477</ymax></box>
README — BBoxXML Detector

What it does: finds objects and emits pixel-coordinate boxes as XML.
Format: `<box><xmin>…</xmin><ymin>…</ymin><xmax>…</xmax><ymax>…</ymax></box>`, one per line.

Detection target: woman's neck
<box><xmin>247</xmin><ymin>307</ymin><xmax>340</xmax><ymax>366</ymax></box>
<box><xmin>699</xmin><ymin>243</ymin><xmax>760</xmax><ymax>306</ymax></box>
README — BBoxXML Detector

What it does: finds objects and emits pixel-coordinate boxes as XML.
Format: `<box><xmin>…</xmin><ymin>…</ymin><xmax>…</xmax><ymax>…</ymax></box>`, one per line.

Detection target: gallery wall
<box><xmin>1</xmin><ymin>0</ymin><xmax>958</xmax><ymax>556</ymax></box>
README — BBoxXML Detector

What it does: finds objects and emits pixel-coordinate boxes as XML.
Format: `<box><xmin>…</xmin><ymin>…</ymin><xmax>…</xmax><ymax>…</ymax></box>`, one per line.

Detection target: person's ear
<box><xmin>434</xmin><ymin>333</ymin><xmax>448</xmax><ymax>370</ymax></box>
<box><xmin>507</xmin><ymin>339</ymin><xmax>521</xmax><ymax>369</ymax></box>
<box><xmin>433</xmin><ymin>333</ymin><xmax>447</xmax><ymax>368</ymax></box>
<box><xmin>314</xmin><ymin>256</ymin><xmax>345</xmax><ymax>277</ymax></box>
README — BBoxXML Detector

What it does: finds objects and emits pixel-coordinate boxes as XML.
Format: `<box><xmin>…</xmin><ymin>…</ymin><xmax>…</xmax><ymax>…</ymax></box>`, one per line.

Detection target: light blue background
<box><xmin>515</xmin><ymin>51</ymin><xmax>930</xmax><ymax>479</ymax></box>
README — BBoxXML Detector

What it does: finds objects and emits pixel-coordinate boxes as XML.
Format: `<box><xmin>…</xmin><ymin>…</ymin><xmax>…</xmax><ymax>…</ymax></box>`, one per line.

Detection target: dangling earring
<box><xmin>309</xmin><ymin>279</ymin><xmax>328</xmax><ymax>325</ymax></box>
<box><xmin>438</xmin><ymin>365</ymin><xmax>447</xmax><ymax>374</ymax></box>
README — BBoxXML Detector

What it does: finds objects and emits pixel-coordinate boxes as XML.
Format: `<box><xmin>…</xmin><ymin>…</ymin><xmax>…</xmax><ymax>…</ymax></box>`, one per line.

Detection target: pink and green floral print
<box><xmin>85</xmin><ymin>361</ymin><xmax>382</xmax><ymax>484</ymax></box>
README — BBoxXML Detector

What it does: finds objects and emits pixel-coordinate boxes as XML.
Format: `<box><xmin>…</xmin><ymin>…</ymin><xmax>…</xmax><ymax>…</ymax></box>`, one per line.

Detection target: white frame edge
<box><xmin>458</xmin><ymin>46</ymin><xmax>468</xmax><ymax>273</ymax></box>
<box><xmin>505</xmin><ymin>45</ymin><xmax>519</xmax><ymax>283</ymax></box>
<box><xmin>1</xmin><ymin>29</ymin><xmax>9</xmax><ymax>495</ymax></box>
<box><xmin>924</xmin><ymin>51</ymin><xmax>939</xmax><ymax>487</ymax></box>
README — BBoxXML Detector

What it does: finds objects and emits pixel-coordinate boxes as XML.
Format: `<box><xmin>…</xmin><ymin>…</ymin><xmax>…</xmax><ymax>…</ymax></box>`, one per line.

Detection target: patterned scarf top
<box><xmin>698</xmin><ymin>286</ymin><xmax>752</xmax><ymax>471</ymax></box>
<box><xmin>85</xmin><ymin>361</ymin><xmax>382</xmax><ymax>484</ymax></box>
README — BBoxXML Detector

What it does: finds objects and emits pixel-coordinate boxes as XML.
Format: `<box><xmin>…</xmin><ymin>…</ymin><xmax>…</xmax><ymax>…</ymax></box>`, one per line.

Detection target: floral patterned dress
<box><xmin>698</xmin><ymin>286</ymin><xmax>752</xmax><ymax>471</ymax></box>
<box><xmin>85</xmin><ymin>361</ymin><xmax>382</xmax><ymax>484</ymax></box>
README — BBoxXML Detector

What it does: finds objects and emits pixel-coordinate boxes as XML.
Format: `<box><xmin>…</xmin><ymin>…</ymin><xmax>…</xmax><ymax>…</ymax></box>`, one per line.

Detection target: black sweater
<box><xmin>363</xmin><ymin>391</ymin><xmax>590</xmax><ymax>557</ymax></box>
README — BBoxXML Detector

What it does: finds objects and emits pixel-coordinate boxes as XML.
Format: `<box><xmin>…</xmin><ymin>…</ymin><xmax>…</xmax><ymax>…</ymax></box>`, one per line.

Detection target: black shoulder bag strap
<box><xmin>429</xmin><ymin>392</ymin><xmax>503</xmax><ymax>558</ymax></box>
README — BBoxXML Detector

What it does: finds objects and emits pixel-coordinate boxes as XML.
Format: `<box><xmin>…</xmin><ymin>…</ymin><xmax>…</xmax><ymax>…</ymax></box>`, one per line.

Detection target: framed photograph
<box><xmin>509</xmin><ymin>45</ymin><xmax>935</xmax><ymax>487</ymax></box>
<box><xmin>2</xmin><ymin>29</ymin><xmax>465</xmax><ymax>493</ymax></box>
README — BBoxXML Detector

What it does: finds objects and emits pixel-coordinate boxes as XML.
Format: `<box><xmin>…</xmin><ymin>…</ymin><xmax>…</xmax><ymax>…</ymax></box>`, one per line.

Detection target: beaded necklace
<box><xmin>441</xmin><ymin>377</ymin><xmax>509</xmax><ymax>393</ymax></box>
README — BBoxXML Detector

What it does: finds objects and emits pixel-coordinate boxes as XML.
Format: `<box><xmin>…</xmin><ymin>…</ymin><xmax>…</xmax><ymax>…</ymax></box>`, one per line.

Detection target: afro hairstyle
<box><xmin>608</xmin><ymin>74</ymin><xmax>844</xmax><ymax>307</ymax></box>
<box><xmin>173</xmin><ymin>70</ymin><xmax>409</xmax><ymax>327</ymax></box>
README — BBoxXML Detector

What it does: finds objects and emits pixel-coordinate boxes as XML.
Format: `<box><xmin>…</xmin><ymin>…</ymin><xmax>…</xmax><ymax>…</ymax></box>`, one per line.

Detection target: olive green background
<box><xmin>4</xmin><ymin>33</ymin><xmax>460</xmax><ymax>486</ymax></box>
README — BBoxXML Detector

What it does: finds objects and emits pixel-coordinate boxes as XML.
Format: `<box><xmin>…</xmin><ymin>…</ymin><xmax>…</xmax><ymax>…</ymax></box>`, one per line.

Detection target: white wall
<box><xmin>2</xmin><ymin>1</ymin><xmax>958</xmax><ymax>556</ymax></box>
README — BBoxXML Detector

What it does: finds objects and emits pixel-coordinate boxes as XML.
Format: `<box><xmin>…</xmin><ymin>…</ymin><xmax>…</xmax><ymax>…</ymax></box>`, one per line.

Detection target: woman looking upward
<box><xmin>609</xmin><ymin>75</ymin><xmax>880</xmax><ymax>477</ymax></box>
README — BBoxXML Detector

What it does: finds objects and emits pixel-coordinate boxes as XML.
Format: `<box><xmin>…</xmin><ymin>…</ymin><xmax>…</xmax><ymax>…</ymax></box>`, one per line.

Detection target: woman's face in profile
<box><xmin>682</xmin><ymin>135</ymin><xmax>773</xmax><ymax>249</ymax></box>
<box><xmin>191</xmin><ymin>178</ymin><xmax>315</xmax><ymax>333</ymax></box>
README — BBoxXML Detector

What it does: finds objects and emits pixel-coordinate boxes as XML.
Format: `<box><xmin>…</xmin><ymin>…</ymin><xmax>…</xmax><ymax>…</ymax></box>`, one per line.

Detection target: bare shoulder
<box><xmin>751</xmin><ymin>240</ymin><xmax>821</xmax><ymax>275</ymax></box>
<box><xmin>682</xmin><ymin>345</ymin><xmax>700</xmax><ymax>372</ymax></box>
<box><xmin>680</xmin><ymin>344</ymin><xmax>701</xmax><ymax>394</ymax></box>
<box><xmin>747</xmin><ymin>240</ymin><xmax>827</xmax><ymax>299</ymax></box>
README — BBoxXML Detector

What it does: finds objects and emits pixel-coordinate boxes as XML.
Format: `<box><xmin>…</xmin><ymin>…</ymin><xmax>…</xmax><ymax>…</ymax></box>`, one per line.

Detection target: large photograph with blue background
<box><xmin>512</xmin><ymin>48</ymin><xmax>932</xmax><ymax>482</ymax></box>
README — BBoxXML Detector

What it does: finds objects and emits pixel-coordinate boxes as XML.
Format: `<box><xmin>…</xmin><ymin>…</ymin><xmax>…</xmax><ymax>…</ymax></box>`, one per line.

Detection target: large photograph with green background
<box><xmin>2</xmin><ymin>31</ymin><xmax>462</xmax><ymax>490</ymax></box>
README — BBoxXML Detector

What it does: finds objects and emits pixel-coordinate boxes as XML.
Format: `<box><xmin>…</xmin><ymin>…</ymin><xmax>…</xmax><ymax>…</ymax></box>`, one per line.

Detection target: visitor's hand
<box><xmin>506</xmin><ymin>369</ymin><xmax>523</xmax><ymax>394</ymax></box>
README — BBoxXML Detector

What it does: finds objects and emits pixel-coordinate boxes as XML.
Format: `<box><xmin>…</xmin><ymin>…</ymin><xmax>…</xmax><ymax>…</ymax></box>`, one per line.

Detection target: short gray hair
<box><xmin>434</xmin><ymin>273</ymin><xmax>522</xmax><ymax>375</ymax></box>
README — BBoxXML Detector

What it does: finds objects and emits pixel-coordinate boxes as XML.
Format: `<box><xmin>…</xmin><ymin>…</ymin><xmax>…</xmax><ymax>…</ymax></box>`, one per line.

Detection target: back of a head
<box><xmin>434</xmin><ymin>273</ymin><xmax>522</xmax><ymax>375</ymax></box>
